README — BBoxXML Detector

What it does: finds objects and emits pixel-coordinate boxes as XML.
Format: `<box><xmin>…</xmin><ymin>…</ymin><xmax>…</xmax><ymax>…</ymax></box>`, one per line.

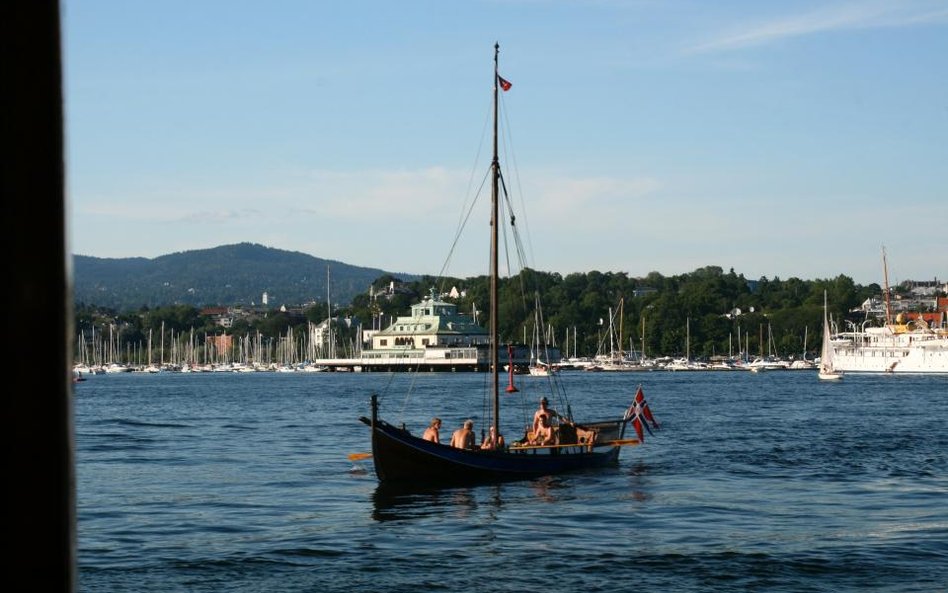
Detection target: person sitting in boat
<box><xmin>422</xmin><ymin>417</ymin><xmax>442</xmax><ymax>443</ymax></box>
<box><xmin>480</xmin><ymin>426</ymin><xmax>505</xmax><ymax>450</ymax></box>
<box><xmin>532</xmin><ymin>397</ymin><xmax>562</xmax><ymax>445</ymax></box>
<box><xmin>450</xmin><ymin>419</ymin><xmax>476</xmax><ymax>449</ymax></box>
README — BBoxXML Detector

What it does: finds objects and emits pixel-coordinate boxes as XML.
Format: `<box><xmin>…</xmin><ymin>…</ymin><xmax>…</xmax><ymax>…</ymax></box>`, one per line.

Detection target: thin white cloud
<box><xmin>295</xmin><ymin>167</ymin><xmax>466</xmax><ymax>220</ymax></box>
<box><xmin>73</xmin><ymin>167</ymin><xmax>468</xmax><ymax>225</ymax></box>
<box><xmin>687</xmin><ymin>1</ymin><xmax>948</xmax><ymax>54</ymax></box>
<box><xmin>526</xmin><ymin>174</ymin><xmax>662</xmax><ymax>234</ymax></box>
<box><xmin>177</xmin><ymin>209</ymin><xmax>265</xmax><ymax>224</ymax></box>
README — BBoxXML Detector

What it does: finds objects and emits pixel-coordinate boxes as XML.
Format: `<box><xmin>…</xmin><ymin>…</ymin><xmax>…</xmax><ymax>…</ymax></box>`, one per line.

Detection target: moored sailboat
<box><xmin>527</xmin><ymin>296</ymin><xmax>557</xmax><ymax>377</ymax></box>
<box><xmin>359</xmin><ymin>44</ymin><xmax>659</xmax><ymax>486</ymax></box>
<box><xmin>818</xmin><ymin>291</ymin><xmax>843</xmax><ymax>381</ymax></box>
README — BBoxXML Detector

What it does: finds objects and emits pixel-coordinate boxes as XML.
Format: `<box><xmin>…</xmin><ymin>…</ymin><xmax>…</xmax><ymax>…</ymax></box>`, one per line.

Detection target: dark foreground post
<box><xmin>4</xmin><ymin>2</ymin><xmax>75</xmax><ymax>591</ymax></box>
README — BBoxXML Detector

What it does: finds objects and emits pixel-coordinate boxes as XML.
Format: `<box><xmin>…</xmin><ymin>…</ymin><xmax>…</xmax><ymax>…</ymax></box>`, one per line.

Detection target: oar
<box><xmin>348</xmin><ymin>452</ymin><xmax>372</xmax><ymax>462</ymax></box>
<box><xmin>602</xmin><ymin>438</ymin><xmax>640</xmax><ymax>447</ymax></box>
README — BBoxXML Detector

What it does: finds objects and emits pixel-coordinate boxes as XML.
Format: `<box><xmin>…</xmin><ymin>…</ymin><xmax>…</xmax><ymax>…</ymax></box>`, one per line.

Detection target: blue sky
<box><xmin>64</xmin><ymin>1</ymin><xmax>947</xmax><ymax>286</ymax></box>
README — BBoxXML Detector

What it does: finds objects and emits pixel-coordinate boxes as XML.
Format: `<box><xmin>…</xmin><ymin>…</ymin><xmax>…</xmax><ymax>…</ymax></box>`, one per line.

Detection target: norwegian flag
<box><xmin>624</xmin><ymin>386</ymin><xmax>658</xmax><ymax>442</ymax></box>
<box><xmin>631</xmin><ymin>415</ymin><xmax>645</xmax><ymax>442</ymax></box>
<box><xmin>634</xmin><ymin>385</ymin><xmax>659</xmax><ymax>429</ymax></box>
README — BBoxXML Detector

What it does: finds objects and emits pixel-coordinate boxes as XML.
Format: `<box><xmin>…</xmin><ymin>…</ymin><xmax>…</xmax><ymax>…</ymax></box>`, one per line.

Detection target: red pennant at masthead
<box><xmin>497</xmin><ymin>75</ymin><xmax>512</xmax><ymax>91</ymax></box>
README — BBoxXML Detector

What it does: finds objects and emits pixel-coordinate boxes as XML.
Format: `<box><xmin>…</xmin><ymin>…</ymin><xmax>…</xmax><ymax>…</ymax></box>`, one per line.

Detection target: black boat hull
<box><xmin>362</xmin><ymin>417</ymin><xmax>622</xmax><ymax>485</ymax></box>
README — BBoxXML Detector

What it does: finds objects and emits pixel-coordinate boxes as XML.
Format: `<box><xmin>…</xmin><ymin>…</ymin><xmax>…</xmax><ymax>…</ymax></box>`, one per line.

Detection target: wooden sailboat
<box><xmin>818</xmin><ymin>291</ymin><xmax>843</xmax><ymax>381</ymax></box>
<box><xmin>360</xmin><ymin>44</ymin><xmax>657</xmax><ymax>486</ymax></box>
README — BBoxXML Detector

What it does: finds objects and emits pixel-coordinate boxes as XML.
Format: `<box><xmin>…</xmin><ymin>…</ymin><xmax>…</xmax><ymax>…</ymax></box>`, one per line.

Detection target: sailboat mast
<box><xmin>641</xmin><ymin>315</ymin><xmax>646</xmax><ymax>361</ymax></box>
<box><xmin>327</xmin><ymin>265</ymin><xmax>333</xmax><ymax>359</ymax></box>
<box><xmin>490</xmin><ymin>43</ymin><xmax>501</xmax><ymax>436</ymax></box>
<box><xmin>882</xmin><ymin>245</ymin><xmax>892</xmax><ymax>326</ymax></box>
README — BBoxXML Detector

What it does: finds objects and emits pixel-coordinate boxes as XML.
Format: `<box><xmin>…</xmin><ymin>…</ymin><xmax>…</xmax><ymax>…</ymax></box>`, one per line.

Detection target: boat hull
<box><xmin>362</xmin><ymin>417</ymin><xmax>622</xmax><ymax>485</ymax></box>
<box><xmin>830</xmin><ymin>328</ymin><xmax>948</xmax><ymax>374</ymax></box>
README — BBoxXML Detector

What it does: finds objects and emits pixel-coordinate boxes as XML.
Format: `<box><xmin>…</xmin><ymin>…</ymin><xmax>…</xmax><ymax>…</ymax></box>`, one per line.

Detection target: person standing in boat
<box><xmin>422</xmin><ymin>417</ymin><xmax>442</xmax><ymax>443</ymax></box>
<box><xmin>450</xmin><ymin>419</ymin><xmax>476</xmax><ymax>449</ymax></box>
<box><xmin>532</xmin><ymin>397</ymin><xmax>561</xmax><ymax>445</ymax></box>
<box><xmin>480</xmin><ymin>426</ymin><xmax>505</xmax><ymax>450</ymax></box>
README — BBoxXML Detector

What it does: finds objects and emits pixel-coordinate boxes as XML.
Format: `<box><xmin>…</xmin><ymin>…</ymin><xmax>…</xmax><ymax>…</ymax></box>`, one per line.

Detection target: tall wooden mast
<box><xmin>490</xmin><ymin>43</ymin><xmax>501</xmax><ymax>438</ymax></box>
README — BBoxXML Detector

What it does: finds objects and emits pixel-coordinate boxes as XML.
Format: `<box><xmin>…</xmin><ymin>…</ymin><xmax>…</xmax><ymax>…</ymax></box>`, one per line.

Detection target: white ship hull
<box><xmin>831</xmin><ymin>326</ymin><xmax>948</xmax><ymax>374</ymax></box>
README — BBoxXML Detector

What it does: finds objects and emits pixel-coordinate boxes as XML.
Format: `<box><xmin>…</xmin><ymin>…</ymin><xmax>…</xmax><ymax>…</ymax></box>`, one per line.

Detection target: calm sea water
<box><xmin>75</xmin><ymin>370</ymin><xmax>948</xmax><ymax>593</ymax></box>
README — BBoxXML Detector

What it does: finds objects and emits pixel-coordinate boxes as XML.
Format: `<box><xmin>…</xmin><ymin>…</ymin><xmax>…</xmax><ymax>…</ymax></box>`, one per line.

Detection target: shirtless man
<box><xmin>422</xmin><ymin>417</ymin><xmax>442</xmax><ymax>443</ymax></box>
<box><xmin>450</xmin><ymin>419</ymin><xmax>476</xmax><ymax>449</ymax></box>
<box><xmin>532</xmin><ymin>397</ymin><xmax>560</xmax><ymax>445</ymax></box>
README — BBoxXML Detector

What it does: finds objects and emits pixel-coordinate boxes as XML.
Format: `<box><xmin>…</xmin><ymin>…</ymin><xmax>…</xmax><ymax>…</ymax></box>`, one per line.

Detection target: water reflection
<box><xmin>623</xmin><ymin>461</ymin><xmax>653</xmax><ymax>502</ymax></box>
<box><xmin>529</xmin><ymin>475</ymin><xmax>564</xmax><ymax>503</ymax></box>
<box><xmin>371</xmin><ymin>483</ymin><xmax>476</xmax><ymax>521</ymax></box>
<box><xmin>370</xmin><ymin>466</ymin><xmax>641</xmax><ymax>521</ymax></box>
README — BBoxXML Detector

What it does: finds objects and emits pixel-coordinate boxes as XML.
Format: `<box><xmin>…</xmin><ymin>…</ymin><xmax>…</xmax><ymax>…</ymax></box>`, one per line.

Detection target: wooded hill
<box><xmin>73</xmin><ymin>242</ymin><xmax>417</xmax><ymax>311</ymax></box>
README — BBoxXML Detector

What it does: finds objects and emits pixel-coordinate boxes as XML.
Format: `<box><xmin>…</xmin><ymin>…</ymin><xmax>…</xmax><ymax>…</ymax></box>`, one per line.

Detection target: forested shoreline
<box><xmin>76</xmin><ymin>265</ymin><xmax>943</xmax><ymax>364</ymax></box>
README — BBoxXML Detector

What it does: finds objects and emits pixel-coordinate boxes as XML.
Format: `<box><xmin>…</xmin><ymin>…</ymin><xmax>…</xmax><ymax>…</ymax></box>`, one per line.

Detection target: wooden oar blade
<box><xmin>606</xmin><ymin>438</ymin><xmax>640</xmax><ymax>446</ymax></box>
<box><xmin>348</xmin><ymin>452</ymin><xmax>373</xmax><ymax>462</ymax></box>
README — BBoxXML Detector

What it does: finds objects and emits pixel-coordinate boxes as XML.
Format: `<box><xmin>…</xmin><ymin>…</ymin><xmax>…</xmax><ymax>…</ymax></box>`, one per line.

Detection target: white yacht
<box><xmin>830</xmin><ymin>317</ymin><xmax>948</xmax><ymax>374</ymax></box>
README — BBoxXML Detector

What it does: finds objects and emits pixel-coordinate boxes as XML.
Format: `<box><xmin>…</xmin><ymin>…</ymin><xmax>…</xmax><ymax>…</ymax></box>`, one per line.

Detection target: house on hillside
<box><xmin>201</xmin><ymin>306</ymin><xmax>234</xmax><ymax>328</ymax></box>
